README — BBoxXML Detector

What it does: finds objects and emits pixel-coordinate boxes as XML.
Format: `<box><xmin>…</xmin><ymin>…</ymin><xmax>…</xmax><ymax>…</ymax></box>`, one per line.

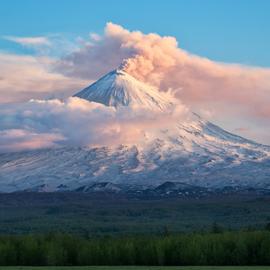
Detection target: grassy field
<box><xmin>1</xmin><ymin>266</ymin><xmax>270</xmax><ymax>270</ymax></box>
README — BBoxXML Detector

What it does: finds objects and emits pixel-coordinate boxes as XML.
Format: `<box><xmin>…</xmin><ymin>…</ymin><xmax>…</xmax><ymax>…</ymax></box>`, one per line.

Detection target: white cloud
<box><xmin>0</xmin><ymin>97</ymin><xmax>188</xmax><ymax>153</ymax></box>
<box><xmin>0</xmin><ymin>53</ymin><xmax>88</xmax><ymax>103</ymax></box>
<box><xmin>4</xmin><ymin>36</ymin><xmax>51</xmax><ymax>47</ymax></box>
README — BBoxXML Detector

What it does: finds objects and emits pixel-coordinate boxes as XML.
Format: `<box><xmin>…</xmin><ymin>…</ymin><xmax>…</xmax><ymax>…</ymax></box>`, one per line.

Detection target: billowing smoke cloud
<box><xmin>56</xmin><ymin>23</ymin><xmax>270</xmax><ymax>132</ymax></box>
<box><xmin>0</xmin><ymin>97</ymin><xmax>188</xmax><ymax>153</ymax></box>
<box><xmin>1</xmin><ymin>23</ymin><xmax>270</xmax><ymax>147</ymax></box>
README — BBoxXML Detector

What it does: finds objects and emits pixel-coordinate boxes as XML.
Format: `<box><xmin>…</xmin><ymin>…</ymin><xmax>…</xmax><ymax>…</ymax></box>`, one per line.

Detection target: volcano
<box><xmin>0</xmin><ymin>68</ymin><xmax>270</xmax><ymax>193</ymax></box>
<box><xmin>74</xmin><ymin>68</ymin><xmax>174</xmax><ymax>111</ymax></box>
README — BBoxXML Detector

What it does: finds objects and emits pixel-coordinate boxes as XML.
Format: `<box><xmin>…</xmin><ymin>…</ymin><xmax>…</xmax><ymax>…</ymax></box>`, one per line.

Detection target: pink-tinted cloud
<box><xmin>56</xmin><ymin>23</ymin><xmax>270</xmax><ymax>124</ymax></box>
<box><xmin>4</xmin><ymin>36</ymin><xmax>51</xmax><ymax>47</ymax></box>
<box><xmin>0</xmin><ymin>97</ymin><xmax>188</xmax><ymax>153</ymax></box>
<box><xmin>1</xmin><ymin>23</ymin><xmax>270</xmax><ymax>145</ymax></box>
<box><xmin>0</xmin><ymin>129</ymin><xmax>63</xmax><ymax>152</ymax></box>
<box><xmin>0</xmin><ymin>53</ymin><xmax>88</xmax><ymax>103</ymax></box>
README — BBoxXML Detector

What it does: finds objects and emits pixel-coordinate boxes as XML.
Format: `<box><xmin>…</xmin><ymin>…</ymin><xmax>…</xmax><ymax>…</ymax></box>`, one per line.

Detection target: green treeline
<box><xmin>0</xmin><ymin>231</ymin><xmax>270</xmax><ymax>266</ymax></box>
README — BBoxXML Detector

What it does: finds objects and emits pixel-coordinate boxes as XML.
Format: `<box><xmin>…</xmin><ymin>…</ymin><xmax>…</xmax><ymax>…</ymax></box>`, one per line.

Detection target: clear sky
<box><xmin>1</xmin><ymin>0</ymin><xmax>270</xmax><ymax>67</ymax></box>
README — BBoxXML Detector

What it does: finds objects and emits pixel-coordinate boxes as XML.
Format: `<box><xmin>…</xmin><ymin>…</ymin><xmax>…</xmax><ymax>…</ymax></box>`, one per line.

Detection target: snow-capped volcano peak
<box><xmin>74</xmin><ymin>68</ymin><xmax>174</xmax><ymax>111</ymax></box>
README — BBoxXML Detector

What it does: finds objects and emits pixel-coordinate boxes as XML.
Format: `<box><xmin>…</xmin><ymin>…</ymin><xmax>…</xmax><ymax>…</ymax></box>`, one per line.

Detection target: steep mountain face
<box><xmin>74</xmin><ymin>69</ymin><xmax>174</xmax><ymax>111</ymax></box>
<box><xmin>1</xmin><ymin>68</ymin><xmax>270</xmax><ymax>193</ymax></box>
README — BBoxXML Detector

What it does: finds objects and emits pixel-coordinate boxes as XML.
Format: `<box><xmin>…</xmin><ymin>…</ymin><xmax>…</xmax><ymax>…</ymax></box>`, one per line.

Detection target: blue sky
<box><xmin>1</xmin><ymin>0</ymin><xmax>270</xmax><ymax>67</ymax></box>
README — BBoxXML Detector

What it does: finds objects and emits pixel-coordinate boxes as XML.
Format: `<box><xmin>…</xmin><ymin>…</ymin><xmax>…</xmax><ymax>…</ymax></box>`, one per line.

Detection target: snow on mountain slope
<box><xmin>0</xmin><ymin>68</ymin><xmax>270</xmax><ymax>193</ymax></box>
<box><xmin>1</xmin><ymin>113</ymin><xmax>270</xmax><ymax>192</ymax></box>
<box><xmin>74</xmin><ymin>68</ymin><xmax>174</xmax><ymax>111</ymax></box>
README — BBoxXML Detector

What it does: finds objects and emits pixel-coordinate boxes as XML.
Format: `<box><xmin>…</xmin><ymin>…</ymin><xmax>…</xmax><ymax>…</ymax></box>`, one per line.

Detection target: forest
<box><xmin>1</xmin><ymin>230</ymin><xmax>270</xmax><ymax>266</ymax></box>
